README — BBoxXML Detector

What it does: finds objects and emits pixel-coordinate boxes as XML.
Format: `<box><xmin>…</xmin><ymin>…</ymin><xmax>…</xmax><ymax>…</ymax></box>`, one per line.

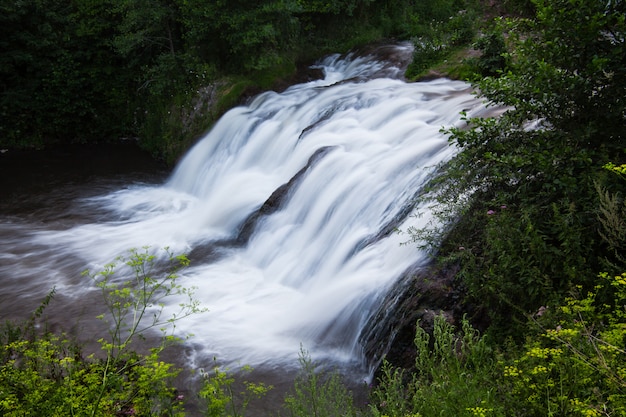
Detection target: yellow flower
<box><xmin>527</xmin><ymin>347</ymin><xmax>550</xmax><ymax>358</ymax></box>
<box><xmin>466</xmin><ymin>406</ymin><xmax>492</xmax><ymax>417</ymax></box>
<box><xmin>503</xmin><ymin>365</ymin><xmax>522</xmax><ymax>377</ymax></box>
<box><xmin>530</xmin><ymin>365</ymin><xmax>548</xmax><ymax>375</ymax></box>
<box><xmin>569</xmin><ymin>398</ymin><xmax>601</xmax><ymax>417</ymax></box>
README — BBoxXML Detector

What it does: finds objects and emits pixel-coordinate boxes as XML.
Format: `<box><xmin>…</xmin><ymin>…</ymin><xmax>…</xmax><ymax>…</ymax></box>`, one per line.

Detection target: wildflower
<box><xmin>530</xmin><ymin>365</ymin><xmax>548</xmax><ymax>375</ymax></box>
<box><xmin>500</xmin><ymin>205</ymin><xmax>507</xmax><ymax>209</ymax></box>
<box><xmin>503</xmin><ymin>365</ymin><xmax>521</xmax><ymax>377</ymax></box>
<box><xmin>467</xmin><ymin>406</ymin><xmax>492</xmax><ymax>417</ymax></box>
<box><xmin>487</xmin><ymin>210</ymin><xmax>495</xmax><ymax>215</ymax></box>
<box><xmin>527</xmin><ymin>347</ymin><xmax>549</xmax><ymax>358</ymax></box>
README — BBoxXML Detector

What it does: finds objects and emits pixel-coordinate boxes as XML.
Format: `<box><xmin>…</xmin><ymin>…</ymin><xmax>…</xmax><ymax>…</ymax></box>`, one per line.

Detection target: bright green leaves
<box><xmin>368</xmin><ymin>294</ymin><xmax>625</xmax><ymax>416</ymax></box>
<box><xmin>196</xmin><ymin>352</ymin><xmax>357</xmax><ymax>417</ymax></box>
<box><xmin>503</xmin><ymin>271</ymin><xmax>626</xmax><ymax>416</ymax></box>
<box><xmin>83</xmin><ymin>247</ymin><xmax>203</xmax><ymax>415</ymax></box>
<box><xmin>199</xmin><ymin>364</ymin><xmax>272</xmax><ymax>417</ymax></box>
<box><xmin>86</xmin><ymin>247</ymin><xmax>204</xmax><ymax>362</ymax></box>
<box><xmin>605</xmin><ymin>163</ymin><xmax>626</xmax><ymax>177</ymax></box>
<box><xmin>284</xmin><ymin>347</ymin><xmax>358</xmax><ymax>417</ymax></box>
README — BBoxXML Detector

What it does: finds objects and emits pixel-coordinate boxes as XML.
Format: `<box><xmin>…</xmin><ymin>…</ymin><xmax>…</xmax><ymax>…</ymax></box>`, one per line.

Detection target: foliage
<box><xmin>500</xmin><ymin>0</ymin><xmax>535</xmax><ymax>17</ymax></box>
<box><xmin>501</xmin><ymin>272</ymin><xmax>626</xmax><ymax>416</ymax></box>
<box><xmin>283</xmin><ymin>347</ymin><xmax>361</xmax><ymax>417</ymax></box>
<box><xmin>5</xmin><ymin>0</ymin><xmax>626</xmax><ymax>414</ymax></box>
<box><xmin>404</xmin><ymin>0</ymin><xmax>626</xmax><ymax>407</ymax></box>
<box><xmin>179</xmin><ymin>0</ymin><xmax>301</xmax><ymax>73</ymax></box>
<box><xmin>605</xmin><ymin>163</ymin><xmax>626</xmax><ymax>177</ymax></box>
<box><xmin>0</xmin><ymin>250</ymin><xmax>624</xmax><ymax>417</ymax></box>
<box><xmin>0</xmin><ymin>247</ymin><xmax>202</xmax><ymax>417</ymax></box>
<box><xmin>1</xmin><ymin>0</ymin><xmax>486</xmax><ymax>157</ymax></box>
<box><xmin>87</xmin><ymin>247</ymin><xmax>203</xmax><ymax>361</ymax></box>
<box><xmin>472</xmin><ymin>29</ymin><xmax>508</xmax><ymax>76</ymax></box>
<box><xmin>411</xmin><ymin>0</ymin><xmax>626</xmax><ymax>336</ymax></box>
<box><xmin>0</xmin><ymin>0</ymin><xmax>134</xmax><ymax>147</ymax></box>
<box><xmin>596</xmin><ymin>186</ymin><xmax>626</xmax><ymax>270</ymax></box>
<box><xmin>198</xmin><ymin>364</ymin><xmax>272</xmax><ymax>417</ymax></box>
<box><xmin>404</xmin><ymin>2</ymin><xmax>479</xmax><ymax>79</ymax></box>
<box><xmin>111</xmin><ymin>0</ymin><xmax>181</xmax><ymax>60</ymax></box>
<box><xmin>367</xmin><ymin>281</ymin><xmax>626</xmax><ymax>416</ymax></box>
<box><xmin>369</xmin><ymin>314</ymin><xmax>504</xmax><ymax>417</ymax></box>
<box><xmin>494</xmin><ymin>167</ymin><xmax>626</xmax><ymax>415</ymax></box>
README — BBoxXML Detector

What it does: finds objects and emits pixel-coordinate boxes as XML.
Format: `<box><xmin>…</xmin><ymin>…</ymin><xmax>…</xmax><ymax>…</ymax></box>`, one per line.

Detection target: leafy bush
<box><xmin>405</xmin><ymin>8</ymin><xmax>478</xmax><ymax>79</ymax></box>
<box><xmin>411</xmin><ymin>0</ymin><xmax>626</xmax><ymax>337</ymax></box>
<box><xmin>370</xmin><ymin>314</ymin><xmax>504</xmax><ymax>417</ymax></box>
<box><xmin>472</xmin><ymin>30</ymin><xmax>508</xmax><ymax>76</ymax></box>
<box><xmin>283</xmin><ymin>348</ymin><xmax>362</xmax><ymax>417</ymax></box>
<box><xmin>198</xmin><ymin>364</ymin><xmax>272</xmax><ymax>417</ymax></box>
<box><xmin>501</xmin><ymin>272</ymin><xmax>626</xmax><ymax>416</ymax></box>
<box><xmin>367</xmin><ymin>278</ymin><xmax>626</xmax><ymax>416</ymax></box>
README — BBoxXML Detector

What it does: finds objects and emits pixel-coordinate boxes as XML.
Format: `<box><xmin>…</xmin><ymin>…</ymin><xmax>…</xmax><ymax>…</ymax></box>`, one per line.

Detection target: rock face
<box><xmin>361</xmin><ymin>261</ymin><xmax>480</xmax><ymax>378</ymax></box>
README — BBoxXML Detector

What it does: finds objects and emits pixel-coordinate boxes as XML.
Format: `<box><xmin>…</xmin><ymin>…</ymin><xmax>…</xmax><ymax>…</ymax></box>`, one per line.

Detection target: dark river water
<box><xmin>0</xmin><ymin>143</ymin><xmax>168</xmax><ymax>319</ymax></box>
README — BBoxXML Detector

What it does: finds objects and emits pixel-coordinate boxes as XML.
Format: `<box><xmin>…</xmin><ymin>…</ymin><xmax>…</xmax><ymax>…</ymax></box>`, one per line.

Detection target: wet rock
<box><xmin>236</xmin><ymin>146</ymin><xmax>335</xmax><ymax>244</ymax></box>
<box><xmin>361</xmin><ymin>261</ymin><xmax>486</xmax><ymax>378</ymax></box>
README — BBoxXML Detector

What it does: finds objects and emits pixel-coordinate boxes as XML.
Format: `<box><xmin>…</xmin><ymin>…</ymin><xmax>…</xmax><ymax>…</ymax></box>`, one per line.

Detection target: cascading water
<box><xmin>0</xmin><ymin>44</ymin><xmax>489</xmax><ymax>379</ymax></box>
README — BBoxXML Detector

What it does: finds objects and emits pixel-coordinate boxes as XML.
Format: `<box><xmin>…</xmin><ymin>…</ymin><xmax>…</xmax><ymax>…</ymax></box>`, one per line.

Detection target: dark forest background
<box><xmin>1</xmin><ymin>0</ymin><xmax>486</xmax><ymax>162</ymax></box>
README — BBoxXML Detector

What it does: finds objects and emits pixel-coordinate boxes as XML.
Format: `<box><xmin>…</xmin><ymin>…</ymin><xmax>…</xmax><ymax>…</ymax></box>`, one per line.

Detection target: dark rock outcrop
<box><xmin>361</xmin><ymin>260</ymin><xmax>487</xmax><ymax>378</ymax></box>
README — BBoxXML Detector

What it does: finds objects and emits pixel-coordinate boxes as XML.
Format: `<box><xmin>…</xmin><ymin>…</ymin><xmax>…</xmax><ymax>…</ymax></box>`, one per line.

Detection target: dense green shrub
<box><xmin>411</xmin><ymin>0</ymin><xmax>626</xmax><ymax>337</ymax></box>
<box><xmin>501</xmin><ymin>271</ymin><xmax>626</xmax><ymax>416</ymax></box>
<box><xmin>404</xmin><ymin>4</ymin><xmax>478</xmax><ymax>79</ymax></box>
<box><xmin>198</xmin><ymin>364</ymin><xmax>272</xmax><ymax>417</ymax></box>
<box><xmin>368</xmin><ymin>279</ymin><xmax>625</xmax><ymax>416</ymax></box>
<box><xmin>284</xmin><ymin>348</ymin><xmax>362</xmax><ymax>417</ymax></box>
<box><xmin>370</xmin><ymin>315</ymin><xmax>503</xmax><ymax>417</ymax></box>
<box><xmin>472</xmin><ymin>30</ymin><xmax>508</xmax><ymax>76</ymax></box>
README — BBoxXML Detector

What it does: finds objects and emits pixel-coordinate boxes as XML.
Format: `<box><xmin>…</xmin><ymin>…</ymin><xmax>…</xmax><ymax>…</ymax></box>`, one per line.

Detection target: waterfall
<box><xmin>6</xmin><ymin>44</ymin><xmax>489</xmax><ymax>376</ymax></box>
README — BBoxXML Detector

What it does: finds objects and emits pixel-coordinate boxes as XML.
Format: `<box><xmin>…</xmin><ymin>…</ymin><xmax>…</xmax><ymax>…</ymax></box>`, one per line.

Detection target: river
<box><xmin>0</xmin><ymin>43</ymin><xmax>490</xmax><ymax>412</ymax></box>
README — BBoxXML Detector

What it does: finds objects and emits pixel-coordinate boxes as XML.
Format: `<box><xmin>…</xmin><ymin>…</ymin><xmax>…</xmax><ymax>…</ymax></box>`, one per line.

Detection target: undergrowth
<box><xmin>2</xmin><ymin>262</ymin><xmax>624</xmax><ymax>416</ymax></box>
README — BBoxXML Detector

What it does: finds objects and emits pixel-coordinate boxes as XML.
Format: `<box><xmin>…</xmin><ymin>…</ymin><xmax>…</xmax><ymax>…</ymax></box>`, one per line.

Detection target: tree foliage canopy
<box><xmin>1</xmin><ymin>0</ymin><xmax>473</xmax><ymax>155</ymax></box>
<box><xmin>418</xmin><ymin>0</ymin><xmax>626</xmax><ymax>334</ymax></box>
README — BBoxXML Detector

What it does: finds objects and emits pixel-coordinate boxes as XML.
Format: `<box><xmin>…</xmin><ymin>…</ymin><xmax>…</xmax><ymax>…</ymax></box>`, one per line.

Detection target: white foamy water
<box><xmin>1</xmin><ymin>45</ymin><xmax>489</xmax><ymax>376</ymax></box>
